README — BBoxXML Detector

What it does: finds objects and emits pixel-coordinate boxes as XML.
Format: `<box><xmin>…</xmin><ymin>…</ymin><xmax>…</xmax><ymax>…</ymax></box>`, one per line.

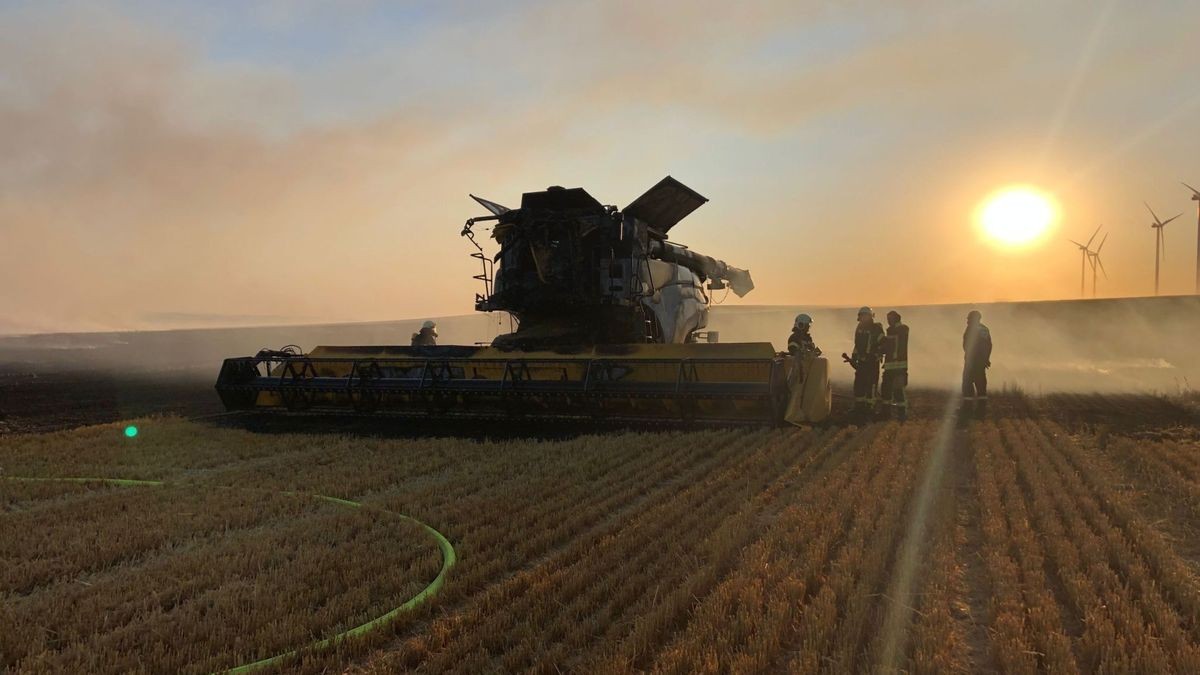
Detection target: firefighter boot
<box><xmin>897</xmin><ymin>405</ymin><xmax>908</xmax><ymax>423</ymax></box>
<box><xmin>957</xmin><ymin>400</ymin><xmax>973</xmax><ymax>427</ymax></box>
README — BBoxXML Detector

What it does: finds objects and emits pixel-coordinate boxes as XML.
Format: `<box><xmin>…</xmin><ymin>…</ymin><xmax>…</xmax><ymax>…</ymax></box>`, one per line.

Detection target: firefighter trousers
<box><xmin>881</xmin><ymin>368</ymin><xmax>908</xmax><ymax>411</ymax></box>
<box><xmin>962</xmin><ymin>364</ymin><xmax>988</xmax><ymax>414</ymax></box>
<box><xmin>853</xmin><ymin>358</ymin><xmax>880</xmax><ymax>408</ymax></box>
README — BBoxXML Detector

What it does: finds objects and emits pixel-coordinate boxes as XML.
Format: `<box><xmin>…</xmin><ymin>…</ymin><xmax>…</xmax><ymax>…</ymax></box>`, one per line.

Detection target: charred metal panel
<box><xmin>624</xmin><ymin>176</ymin><xmax>708</xmax><ymax>234</ymax></box>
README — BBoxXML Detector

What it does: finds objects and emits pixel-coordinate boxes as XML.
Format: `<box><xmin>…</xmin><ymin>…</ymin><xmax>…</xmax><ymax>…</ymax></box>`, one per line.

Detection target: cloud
<box><xmin>2</xmin><ymin>1</ymin><xmax>1200</xmax><ymax>335</ymax></box>
<box><xmin>0</xmin><ymin>3</ymin><xmax>569</xmax><ymax>333</ymax></box>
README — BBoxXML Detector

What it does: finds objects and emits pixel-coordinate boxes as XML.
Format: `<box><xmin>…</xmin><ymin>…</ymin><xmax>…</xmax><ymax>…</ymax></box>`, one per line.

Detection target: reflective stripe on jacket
<box><xmin>853</xmin><ymin>322</ymin><xmax>885</xmax><ymax>361</ymax></box>
<box><xmin>882</xmin><ymin>323</ymin><xmax>909</xmax><ymax>370</ymax></box>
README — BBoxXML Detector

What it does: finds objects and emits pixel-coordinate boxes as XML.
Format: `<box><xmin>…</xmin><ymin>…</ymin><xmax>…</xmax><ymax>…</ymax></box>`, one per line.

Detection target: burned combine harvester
<box><xmin>215</xmin><ymin>177</ymin><xmax>830</xmax><ymax>425</ymax></box>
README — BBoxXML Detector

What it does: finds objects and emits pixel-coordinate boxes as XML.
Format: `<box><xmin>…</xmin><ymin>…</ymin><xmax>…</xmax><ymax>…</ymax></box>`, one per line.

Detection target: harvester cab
<box><xmin>215</xmin><ymin>177</ymin><xmax>831</xmax><ymax>426</ymax></box>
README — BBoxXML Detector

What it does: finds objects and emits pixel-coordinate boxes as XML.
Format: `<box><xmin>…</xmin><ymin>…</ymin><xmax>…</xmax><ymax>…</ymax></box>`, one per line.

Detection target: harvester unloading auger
<box><xmin>215</xmin><ymin>177</ymin><xmax>831</xmax><ymax>425</ymax></box>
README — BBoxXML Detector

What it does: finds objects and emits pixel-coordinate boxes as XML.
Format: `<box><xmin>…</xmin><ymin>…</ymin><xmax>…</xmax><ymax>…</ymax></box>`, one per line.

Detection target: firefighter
<box><xmin>787</xmin><ymin>313</ymin><xmax>822</xmax><ymax>358</ymax></box>
<box><xmin>850</xmin><ymin>306</ymin><xmax>884</xmax><ymax>419</ymax></box>
<box><xmin>962</xmin><ymin>310</ymin><xmax>992</xmax><ymax>418</ymax></box>
<box><xmin>879</xmin><ymin>310</ymin><xmax>909</xmax><ymax>421</ymax></box>
<box><xmin>411</xmin><ymin>320</ymin><xmax>438</xmax><ymax>347</ymax></box>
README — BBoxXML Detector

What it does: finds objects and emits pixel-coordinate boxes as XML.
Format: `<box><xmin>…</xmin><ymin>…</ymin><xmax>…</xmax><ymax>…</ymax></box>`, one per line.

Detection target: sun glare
<box><xmin>977</xmin><ymin>186</ymin><xmax>1058</xmax><ymax>247</ymax></box>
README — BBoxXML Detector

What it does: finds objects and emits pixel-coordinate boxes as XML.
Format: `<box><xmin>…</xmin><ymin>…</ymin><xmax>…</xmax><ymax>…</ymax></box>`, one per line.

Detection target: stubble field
<box><xmin>3</xmin><ymin>391</ymin><xmax>1200</xmax><ymax>673</ymax></box>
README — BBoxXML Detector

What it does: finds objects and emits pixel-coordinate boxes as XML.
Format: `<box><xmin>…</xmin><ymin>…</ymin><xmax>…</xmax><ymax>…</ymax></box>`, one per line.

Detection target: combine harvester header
<box><xmin>215</xmin><ymin>178</ymin><xmax>830</xmax><ymax>425</ymax></box>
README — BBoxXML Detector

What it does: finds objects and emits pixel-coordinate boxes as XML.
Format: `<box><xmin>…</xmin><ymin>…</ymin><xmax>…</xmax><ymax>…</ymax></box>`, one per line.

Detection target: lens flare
<box><xmin>124</xmin><ymin>425</ymin><xmax>138</xmax><ymax>438</ymax></box>
<box><xmin>976</xmin><ymin>186</ymin><xmax>1059</xmax><ymax>247</ymax></box>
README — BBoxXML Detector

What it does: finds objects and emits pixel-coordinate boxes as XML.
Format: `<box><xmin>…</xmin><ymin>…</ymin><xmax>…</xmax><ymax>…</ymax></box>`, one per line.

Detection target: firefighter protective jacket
<box><xmin>787</xmin><ymin>327</ymin><xmax>821</xmax><ymax>357</ymax></box>
<box><xmin>852</xmin><ymin>321</ymin><xmax>885</xmax><ymax>363</ymax></box>
<box><xmin>882</xmin><ymin>323</ymin><xmax>909</xmax><ymax>371</ymax></box>
<box><xmin>963</xmin><ymin>322</ymin><xmax>992</xmax><ymax>368</ymax></box>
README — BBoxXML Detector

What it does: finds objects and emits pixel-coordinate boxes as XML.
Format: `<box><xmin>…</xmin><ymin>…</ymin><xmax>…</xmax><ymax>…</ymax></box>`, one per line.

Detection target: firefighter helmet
<box><xmin>794</xmin><ymin>313</ymin><xmax>813</xmax><ymax>328</ymax></box>
<box><xmin>857</xmin><ymin>306</ymin><xmax>873</xmax><ymax>317</ymax></box>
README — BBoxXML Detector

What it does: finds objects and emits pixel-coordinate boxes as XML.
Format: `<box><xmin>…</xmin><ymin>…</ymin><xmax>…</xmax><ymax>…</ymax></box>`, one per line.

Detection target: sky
<box><xmin>2</xmin><ymin>0</ymin><xmax>1199</xmax><ymax>334</ymax></box>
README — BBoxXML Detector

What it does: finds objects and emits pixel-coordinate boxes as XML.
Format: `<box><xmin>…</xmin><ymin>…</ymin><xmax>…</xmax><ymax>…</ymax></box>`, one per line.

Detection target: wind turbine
<box><xmin>1145</xmin><ymin>202</ymin><xmax>1181</xmax><ymax>296</ymax></box>
<box><xmin>1087</xmin><ymin>232</ymin><xmax>1108</xmax><ymax>297</ymax></box>
<box><xmin>1184</xmin><ymin>181</ymin><xmax>1200</xmax><ymax>294</ymax></box>
<box><xmin>1069</xmin><ymin>225</ymin><xmax>1101</xmax><ymax>298</ymax></box>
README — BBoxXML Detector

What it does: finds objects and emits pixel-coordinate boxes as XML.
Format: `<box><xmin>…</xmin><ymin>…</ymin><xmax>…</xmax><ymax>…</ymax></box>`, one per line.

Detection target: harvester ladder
<box><xmin>471</xmin><ymin>251</ymin><xmax>494</xmax><ymax>305</ymax></box>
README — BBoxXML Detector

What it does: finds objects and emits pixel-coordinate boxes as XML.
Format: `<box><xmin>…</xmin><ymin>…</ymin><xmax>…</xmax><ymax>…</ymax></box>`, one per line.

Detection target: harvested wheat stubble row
<box><xmin>638</xmin><ymin>423</ymin><xmax>907</xmax><ymax>674</ymax></box>
<box><xmin>1</xmin><ymin>480</ymin><xmax>445</xmax><ymax>675</ymax></box>
<box><xmin>77</xmin><ymin>422</ymin><xmax>739</xmax><ymax>667</ymax></box>
<box><xmin>374</xmin><ymin>433</ymin><xmax>750</xmax><ymax>609</ymax></box>
<box><xmin>2</xmin><ymin>480</ymin><xmax>119</xmax><ymax>513</ymax></box>
<box><xmin>513</xmin><ymin>433</ymin><xmax>816</xmax><ymax>669</ymax></box>
<box><xmin>360</xmin><ymin>428</ymin><xmax>805</xmax><ymax>673</ymax></box>
<box><xmin>1</xmin><ymin>485</ymin><xmax>328</xmax><ymax>594</ymax></box>
<box><xmin>1134</xmin><ymin>437</ymin><xmax>1200</xmax><ymax>481</ymax></box>
<box><xmin>0</xmin><ymin>419</ymin><xmax>299</xmax><ymax>475</ymax></box>
<box><xmin>974</xmin><ymin>424</ymin><xmax>1078</xmax><ymax>673</ymax></box>
<box><xmin>2</xmin><ymin>489</ymin><xmax>380</xmax><ymax>654</ymax></box>
<box><xmin>581</xmin><ymin>427</ymin><xmax>863</xmax><ymax>674</ymax></box>
<box><xmin>319</xmin><ymin>429</ymin><xmax>754</xmax><ymax>675</ymax></box>
<box><xmin>564</xmin><ymin>428</ymin><xmax>836</xmax><ymax>669</ymax></box>
<box><xmin>405</xmin><ymin>433</ymin><xmax>783</xmax><ymax>669</ymax></box>
<box><xmin>1097</xmin><ymin>434</ymin><xmax>1200</xmax><ymax>521</ymax></box>
<box><xmin>1005</xmin><ymin>426</ymin><xmax>1174</xmax><ymax>672</ymax></box>
<box><xmin>398</xmin><ymin>429</ymin><xmax>739</xmax><ymax>578</ymax></box>
<box><xmin>904</xmin><ymin>442</ymin><xmax>970</xmax><ymax>675</ymax></box>
<box><xmin>1014</xmin><ymin>420</ymin><xmax>1200</xmax><ymax>666</ymax></box>
<box><xmin>785</xmin><ymin>421</ymin><xmax>926</xmax><ymax>674</ymax></box>
<box><xmin>997</xmin><ymin>419</ymin><xmax>1200</xmax><ymax>672</ymax></box>
<box><xmin>380</xmin><ymin>425</ymin><xmax>926</xmax><ymax>675</ymax></box>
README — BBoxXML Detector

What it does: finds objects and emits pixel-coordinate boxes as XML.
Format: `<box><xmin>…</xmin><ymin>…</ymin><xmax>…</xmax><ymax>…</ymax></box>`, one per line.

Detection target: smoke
<box><xmin>3</xmin><ymin>2</ymin><xmax>1200</xmax><ymax>334</ymax></box>
<box><xmin>3</xmin><ymin>296</ymin><xmax>1195</xmax><ymax>394</ymax></box>
<box><xmin>708</xmin><ymin>296</ymin><xmax>1200</xmax><ymax>393</ymax></box>
<box><xmin>0</xmin><ymin>312</ymin><xmax>502</xmax><ymax>373</ymax></box>
<box><xmin>0</xmin><ymin>4</ymin><xmax>579</xmax><ymax>334</ymax></box>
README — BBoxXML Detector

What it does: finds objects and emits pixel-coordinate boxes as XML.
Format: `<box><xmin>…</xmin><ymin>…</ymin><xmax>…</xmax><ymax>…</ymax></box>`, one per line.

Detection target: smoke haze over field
<box><xmin>708</xmin><ymin>296</ymin><xmax>1200</xmax><ymax>393</ymax></box>
<box><xmin>2</xmin><ymin>2</ymin><xmax>1200</xmax><ymax>333</ymax></box>
<box><xmin>2</xmin><ymin>297</ymin><xmax>1196</xmax><ymax>394</ymax></box>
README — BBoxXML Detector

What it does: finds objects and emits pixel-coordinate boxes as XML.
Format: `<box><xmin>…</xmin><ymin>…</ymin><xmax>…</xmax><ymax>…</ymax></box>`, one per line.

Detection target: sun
<box><xmin>976</xmin><ymin>186</ymin><xmax>1059</xmax><ymax>247</ymax></box>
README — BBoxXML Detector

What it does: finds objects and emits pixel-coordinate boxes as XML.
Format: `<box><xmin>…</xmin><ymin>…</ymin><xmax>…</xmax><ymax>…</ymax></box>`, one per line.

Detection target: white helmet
<box><xmin>794</xmin><ymin>313</ymin><xmax>813</xmax><ymax>328</ymax></box>
<box><xmin>422</xmin><ymin>320</ymin><xmax>437</xmax><ymax>335</ymax></box>
<box><xmin>857</xmin><ymin>306</ymin><xmax>873</xmax><ymax>317</ymax></box>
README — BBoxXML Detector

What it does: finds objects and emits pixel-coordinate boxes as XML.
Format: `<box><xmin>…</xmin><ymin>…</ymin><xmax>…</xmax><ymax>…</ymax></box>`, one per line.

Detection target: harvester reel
<box><xmin>214</xmin><ymin>359</ymin><xmax>261</xmax><ymax>410</ymax></box>
<box><xmin>587</xmin><ymin>361</ymin><xmax>630</xmax><ymax>384</ymax></box>
<box><xmin>280</xmin><ymin>359</ymin><xmax>318</xmax><ymax>412</ymax></box>
<box><xmin>350</xmin><ymin>361</ymin><xmax>384</xmax><ymax>413</ymax></box>
<box><xmin>422</xmin><ymin>360</ymin><xmax>461</xmax><ymax>416</ymax></box>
